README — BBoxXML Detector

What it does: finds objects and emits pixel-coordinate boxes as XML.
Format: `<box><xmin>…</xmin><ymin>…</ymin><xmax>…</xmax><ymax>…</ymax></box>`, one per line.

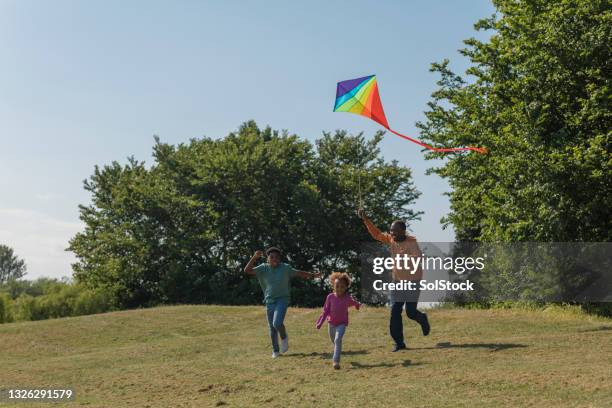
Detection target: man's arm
<box><xmin>244</xmin><ymin>250</ymin><xmax>264</xmax><ymax>276</ymax></box>
<box><xmin>358</xmin><ymin>209</ymin><xmax>392</xmax><ymax>243</ymax></box>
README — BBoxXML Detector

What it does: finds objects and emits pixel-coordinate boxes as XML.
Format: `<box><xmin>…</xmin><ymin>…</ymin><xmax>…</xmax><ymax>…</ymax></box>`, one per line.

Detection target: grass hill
<box><xmin>1</xmin><ymin>305</ymin><xmax>611</xmax><ymax>407</ymax></box>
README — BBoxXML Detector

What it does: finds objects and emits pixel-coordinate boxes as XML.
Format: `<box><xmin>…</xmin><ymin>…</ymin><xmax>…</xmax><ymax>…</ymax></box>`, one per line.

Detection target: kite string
<box><xmin>386</xmin><ymin>128</ymin><xmax>487</xmax><ymax>154</ymax></box>
<box><xmin>357</xmin><ymin>170</ymin><xmax>363</xmax><ymax>208</ymax></box>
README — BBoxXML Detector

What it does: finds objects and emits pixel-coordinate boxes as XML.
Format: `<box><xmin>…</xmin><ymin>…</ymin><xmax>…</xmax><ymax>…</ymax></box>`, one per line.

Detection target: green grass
<box><xmin>1</xmin><ymin>305</ymin><xmax>611</xmax><ymax>407</ymax></box>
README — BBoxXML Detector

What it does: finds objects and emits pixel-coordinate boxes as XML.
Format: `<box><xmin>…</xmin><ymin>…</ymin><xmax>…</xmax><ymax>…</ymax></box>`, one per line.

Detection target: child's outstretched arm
<box><xmin>315</xmin><ymin>296</ymin><xmax>331</xmax><ymax>329</ymax></box>
<box><xmin>348</xmin><ymin>295</ymin><xmax>361</xmax><ymax>310</ymax></box>
<box><xmin>244</xmin><ymin>250</ymin><xmax>264</xmax><ymax>276</ymax></box>
<box><xmin>358</xmin><ymin>209</ymin><xmax>392</xmax><ymax>244</ymax></box>
<box><xmin>295</xmin><ymin>270</ymin><xmax>322</xmax><ymax>280</ymax></box>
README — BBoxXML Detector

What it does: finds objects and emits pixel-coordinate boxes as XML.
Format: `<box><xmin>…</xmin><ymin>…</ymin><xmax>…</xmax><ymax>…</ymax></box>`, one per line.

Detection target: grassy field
<box><xmin>1</xmin><ymin>305</ymin><xmax>611</xmax><ymax>408</ymax></box>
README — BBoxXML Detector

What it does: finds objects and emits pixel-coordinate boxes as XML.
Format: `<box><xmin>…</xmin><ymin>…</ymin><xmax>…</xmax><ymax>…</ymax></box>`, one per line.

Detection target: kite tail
<box><xmin>387</xmin><ymin>128</ymin><xmax>487</xmax><ymax>154</ymax></box>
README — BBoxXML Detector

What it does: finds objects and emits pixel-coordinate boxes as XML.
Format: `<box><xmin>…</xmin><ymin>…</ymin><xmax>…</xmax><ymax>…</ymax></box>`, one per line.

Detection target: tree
<box><xmin>417</xmin><ymin>0</ymin><xmax>611</xmax><ymax>307</ymax></box>
<box><xmin>0</xmin><ymin>245</ymin><xmax>27</xmax><ymax>283</ymax></box>
<box><xmin>69</xmin><ymin>121</ymin><xmax>421</xmax><ymax>307</ymax></box>
<box><xmin>418</xmin><ymin>0</ymin><xmax>610</xmax><ymax>242</ymax></box>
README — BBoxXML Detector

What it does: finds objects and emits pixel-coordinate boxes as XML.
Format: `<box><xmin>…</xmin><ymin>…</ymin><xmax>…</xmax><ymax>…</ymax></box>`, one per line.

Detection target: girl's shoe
<box><xmin>333</xmin><ymin>362</ymin><xmax>340</xmax><ymax>369</ymax></box>
<box><xmin>281</xmin><ymin>336</ymin><xmax>289</xmax><ymax>353</ymax></box>
<box><xmin>272</xmin><ymin>351</ymin><xmax>280</xmax><ymax>358</ymax></box>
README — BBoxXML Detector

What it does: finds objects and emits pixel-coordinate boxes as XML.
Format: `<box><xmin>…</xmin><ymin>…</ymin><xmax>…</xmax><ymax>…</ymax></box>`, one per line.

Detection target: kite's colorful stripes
<box><xmin>334</xmin><ymin>75</ymin><xmax>487</xmax><ymax>154</ymax></box>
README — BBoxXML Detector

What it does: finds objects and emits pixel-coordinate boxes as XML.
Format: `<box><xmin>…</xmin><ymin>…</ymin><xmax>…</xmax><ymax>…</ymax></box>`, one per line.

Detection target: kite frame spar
<box><xmin>333</xmin><ymin>75</ymin><xmax>487</xmax><ymax>154</ymax></box>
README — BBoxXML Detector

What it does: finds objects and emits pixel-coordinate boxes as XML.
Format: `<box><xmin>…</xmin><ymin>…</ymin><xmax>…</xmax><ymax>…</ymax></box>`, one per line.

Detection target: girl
<box><xmin>316</xmin><ymin>272</ymin><xmax>361</xmax><ymax>369</ymax></box>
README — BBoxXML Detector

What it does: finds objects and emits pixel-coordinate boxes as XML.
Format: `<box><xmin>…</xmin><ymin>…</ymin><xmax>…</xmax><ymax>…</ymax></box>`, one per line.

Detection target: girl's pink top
<box><xmin>316</xmin><ymin>293</ymin><xmax>360</xmax><ymax>328</ymax></box>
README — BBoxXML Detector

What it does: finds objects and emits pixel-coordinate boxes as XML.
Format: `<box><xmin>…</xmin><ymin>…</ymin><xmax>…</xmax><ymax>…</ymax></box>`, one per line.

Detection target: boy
<box><xmin>358</xmin><ymin>209</ymin><xmax>430</xmax><ymax>351</ymax></box>
<box><xmin>244</xmin><ymin>247</ymin><xmax>320</xmax><ymax>358</ymax></box>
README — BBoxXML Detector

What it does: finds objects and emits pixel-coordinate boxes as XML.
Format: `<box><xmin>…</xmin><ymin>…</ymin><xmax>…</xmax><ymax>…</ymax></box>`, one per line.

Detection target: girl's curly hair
<box><xmin>329</xmin><ymin>272</ymin><xmax>351</xmax><ymax>288</ymax></box>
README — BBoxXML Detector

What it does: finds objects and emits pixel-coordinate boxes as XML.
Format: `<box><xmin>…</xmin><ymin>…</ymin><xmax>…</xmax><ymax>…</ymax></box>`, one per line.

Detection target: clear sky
<box><xmin>0</xmin><ymin>0</ymin><xmax>496</xmax><ymax>279</ymax></box>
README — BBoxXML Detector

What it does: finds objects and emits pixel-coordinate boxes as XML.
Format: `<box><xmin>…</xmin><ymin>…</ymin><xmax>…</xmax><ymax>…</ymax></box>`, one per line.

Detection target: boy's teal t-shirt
<box><xmin>254</xmin><ymin>262</ymin><xmax>298</xmax><ymax>303</ymax></box>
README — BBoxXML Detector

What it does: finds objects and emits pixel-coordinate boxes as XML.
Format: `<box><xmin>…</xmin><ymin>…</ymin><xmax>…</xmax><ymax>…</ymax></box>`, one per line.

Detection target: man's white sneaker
<box><xmin>272</xmin><ymin>351</ymin><xmax>280</xmax><ymax>358</ymax></box>
<box><xmin>280</xmin><ymin>336</ymin><xmax>289</xmax><ymax>353</ymax></box>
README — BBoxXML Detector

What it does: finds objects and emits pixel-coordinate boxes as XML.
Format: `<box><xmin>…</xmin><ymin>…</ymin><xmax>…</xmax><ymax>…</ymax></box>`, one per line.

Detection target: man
<box><xmin>358</xmin><ymin>209</ymin><xmax>430</xmax><ymax>351</ymax></box>
<box><xmin>244</xmin><ymin>247</ymin><xmax>320</xmax><ymax>358</ymax></box>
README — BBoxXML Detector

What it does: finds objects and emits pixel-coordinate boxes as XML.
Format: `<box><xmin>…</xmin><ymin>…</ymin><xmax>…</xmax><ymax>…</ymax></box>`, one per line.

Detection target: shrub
<box><xmin>1</xmin><ymin>284</ymin><xmax>116</xmax><ymax>323</ymax></box>
<box><xmin>0</xmin><ymin>293</ymin><xmax>13</xmax><ymax>323</ymax></box>
<box><xmin>581</xmin><ymin>303</ymin><xmax>612</xmax><ymax>318</ymax></box>
<box><xmin>73</xmin><ymin>288</ymin><xmax>115</xmax><ymax>316</ymax></box>
<box><xmin>11</xmin><ymin>294</ymin><xmax>36</xmax><ymax>321</ymax></box>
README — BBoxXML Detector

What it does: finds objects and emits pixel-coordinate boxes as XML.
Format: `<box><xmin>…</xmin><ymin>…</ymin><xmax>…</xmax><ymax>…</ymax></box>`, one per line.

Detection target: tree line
<box><xmin>68</xmin><ymin>125</ymin><xmax>421</xmax><ymax>308</ymax></box>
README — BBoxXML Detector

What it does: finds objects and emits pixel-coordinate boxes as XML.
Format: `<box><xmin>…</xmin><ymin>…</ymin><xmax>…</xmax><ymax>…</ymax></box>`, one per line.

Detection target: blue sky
<box><xmin>0</xmin><ymin>0</ymin><xmax>496</xmax><ymax>279</ymax></box>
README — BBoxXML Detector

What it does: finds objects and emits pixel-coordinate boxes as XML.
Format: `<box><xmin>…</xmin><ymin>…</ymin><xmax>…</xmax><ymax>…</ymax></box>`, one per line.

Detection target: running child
<box><xmin>244</xmin><ymin>247</ymin><xmax>320</xmax><ymax>358</ymax></box>
<box><xmin>315</xmin><ymin>272</ymin><xmax>361</xmax><ymax>369</ymax></box>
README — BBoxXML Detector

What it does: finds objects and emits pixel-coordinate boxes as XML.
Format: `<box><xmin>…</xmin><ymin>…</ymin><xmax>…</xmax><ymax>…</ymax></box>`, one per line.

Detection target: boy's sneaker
<box><xmin>420</xmin><ymin>313</ymin><xmax>431</xmax><ymax>336</ymax></box>
<box><xmin>392</xmin><ymin>344</ymin><xmax>407</xmax><ymax>352</ymax></box>
<box><xmin>272</xmin><ymin>351</ymin><xmax>280</xmax><ymax>358</ymax></box>
<box><xmin>280</xmin><ymin>336</ymin><xmax>289</xmax><ymax>353</ymax></box>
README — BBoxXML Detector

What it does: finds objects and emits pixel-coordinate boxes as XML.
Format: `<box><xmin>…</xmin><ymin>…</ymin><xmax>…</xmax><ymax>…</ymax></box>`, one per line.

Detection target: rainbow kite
<box><xmin>333</xmin><ymin>75</ymin><xmax>487</xmax><ymax>154</ymax></box>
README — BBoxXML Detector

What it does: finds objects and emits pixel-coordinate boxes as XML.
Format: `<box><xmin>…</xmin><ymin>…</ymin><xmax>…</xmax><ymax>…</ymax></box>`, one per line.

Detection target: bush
<box><xmin>11</xmin><ymin>294</ymin><xmax>36</xmax><ymax>321</ymax></box>
<box><xmin>0</xmin><ymin>281</ymin><xmax>117</xmax><ymax>324</ymax></box>
<box><xmin>73</xmin><ymin>288</ymin><xmax>115</xmax><ymax>316</ymax></box>
<box><xmin>0</xmin><ymin>278</ymin><xmax>68</xmax><ymax>299</ymax></box>
<box><xmin>581</xmin><ymin>303</ymin><xmax>612</xmax><ymax>318</ymax></box>
<box><xmin>0</xmin><ymin>293</ymin><xmax>13</xmax><ymax>323</ymax></box>
<box><xmin>36</xmin><ymin>286</ymin><xmax>78</xmax><ymax>319</ymax></box>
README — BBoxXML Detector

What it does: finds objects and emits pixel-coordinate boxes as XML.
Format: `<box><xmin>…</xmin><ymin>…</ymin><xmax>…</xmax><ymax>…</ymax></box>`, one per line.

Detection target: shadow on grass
<box><xmin>349</xmin><ymin>359</ymin><xmax>423</xmax><ymax>369</ymax></box>
<box><xmin>579</xmin><ymin>326</ymin><xmax>612</xmax><ymax>333</ymax></box>
<box><xmin>288</xmin><ymin>350</ymin><xmax>369</xmax><ymax>359</ymax></box>
<box><xmin>411</xmin><ymin>341</ymin><xmax>527</xmax><ymax>352</ymax></box>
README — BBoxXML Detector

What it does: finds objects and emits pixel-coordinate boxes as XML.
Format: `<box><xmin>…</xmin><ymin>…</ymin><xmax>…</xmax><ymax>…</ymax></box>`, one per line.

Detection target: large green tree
<box><xmin>69</xmin><ymin>122</ymin><xmax>421</xmax><ymax>307</ymax></box>
<box><xmin>416</xmin><ymin>0</ymin><xmax>610</xmax><ymax>311</ymax></box>
<box><xmin>418</xmin><ymin>0</ymin><xmax>610</xmax><ymax>242</ymax></box>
